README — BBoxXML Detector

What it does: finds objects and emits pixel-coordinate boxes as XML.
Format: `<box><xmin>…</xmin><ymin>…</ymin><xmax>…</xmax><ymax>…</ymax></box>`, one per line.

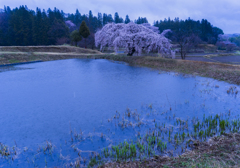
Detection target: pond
<box><xmin>0</xmin><ymin>59</ymin><xmax>239</xmax><ymax>167</ymax></box>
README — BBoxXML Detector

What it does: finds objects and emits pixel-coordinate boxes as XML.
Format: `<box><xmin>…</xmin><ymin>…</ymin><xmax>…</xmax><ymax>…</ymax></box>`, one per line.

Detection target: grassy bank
<box><xmin>102</xmin><ymin>133</ymin><xmax>240</xmax><ymax>168</ymax></box>
<box><xmin>0</xmin><ymin>48</ymin><xmax>240</xmax><ymax>85</ymax></box>
<box><xmin>99</xmin><ymin>55</ymin><xmax>240</xmax><ymax>85</ymax></box>
<box><xmin>0</xmin><ymin>45</ymin><xmax>102</xmax><ymax>54</ymax></box>
<box><xmin>1</xmin><ymin>46</ymin><xmax>240</xmax><ymax>168</ymax></box>
<box><xmin>0</xmin><ymin>45</ymin><xmax>102</xmax><ymax>65</ymax></box>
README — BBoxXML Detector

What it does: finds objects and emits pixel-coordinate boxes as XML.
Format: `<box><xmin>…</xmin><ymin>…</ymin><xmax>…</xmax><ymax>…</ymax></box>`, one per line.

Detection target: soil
<box><xmin>0</xmin><ymin>46</ymin><xmax>239</xmax><ymax>85</ymax></box>
<box><xmin>101</xmin><ymin>55</ymin><xmax>240</xmax><ymax>85</ymax></box>
<box><xmin>102</xmin><ymin>133</ymin><xmax>240</xmax><ymax>168</ymax></box>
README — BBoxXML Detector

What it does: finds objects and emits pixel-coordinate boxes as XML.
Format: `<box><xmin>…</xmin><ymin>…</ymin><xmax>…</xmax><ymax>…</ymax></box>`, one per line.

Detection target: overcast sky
<box><xmin>1</xmin><ymin>0</ymin><xmax>239</xmax><ymax>34</ymax></box>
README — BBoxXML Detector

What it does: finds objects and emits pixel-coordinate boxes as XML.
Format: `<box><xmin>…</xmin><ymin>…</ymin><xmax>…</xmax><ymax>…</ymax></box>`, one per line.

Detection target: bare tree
<box><xmin>226</xmin><ymin>43</ymin><xmax>237</xmax><ymax>52</ymax></box>
<box><xmin>191</xmin><ymin>34</ymin><xmax>202</xmax><ymax>51</ymax></box>
<box><xmin>88</xmin><ymin>33</ymin><xmax>95</xmax><ymax>50</ymax></box>
<box><xmin>172</xmin><ymin>32</ymin><xmax>201</xmax><ymax>59</ymax></box>
<box><xmin>216</xmin><ymin>41</ymin><xmax>236</xmax><ymax>51</ymax></box>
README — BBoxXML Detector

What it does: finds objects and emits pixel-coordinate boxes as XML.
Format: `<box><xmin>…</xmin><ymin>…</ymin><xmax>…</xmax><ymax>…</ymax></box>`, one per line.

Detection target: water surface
<box><xmin>0</xmin><ymin>59</ymin><xmax>239</xmax><ymax>167</ymax></box>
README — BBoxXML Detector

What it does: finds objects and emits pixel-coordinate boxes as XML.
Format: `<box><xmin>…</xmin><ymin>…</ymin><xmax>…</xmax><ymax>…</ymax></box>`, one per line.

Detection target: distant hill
<box><xmin>0</xmin><ymin>8</ymin><xmax>4</xmax><ymax>13</ymax></box>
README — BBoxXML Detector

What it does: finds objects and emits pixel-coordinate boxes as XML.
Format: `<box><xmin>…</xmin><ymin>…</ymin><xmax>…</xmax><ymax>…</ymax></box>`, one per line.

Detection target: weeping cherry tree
<box><xmin>95</xmin><ymin>22</ymin><xmax>175</xmax><ymax>58</ymax></box>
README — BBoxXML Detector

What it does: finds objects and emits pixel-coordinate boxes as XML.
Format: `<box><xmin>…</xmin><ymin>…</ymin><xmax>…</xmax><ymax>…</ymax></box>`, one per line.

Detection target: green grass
<box><xmin>93</xmin><ymin>107</ymin><xmax>240</xmax><ymax>168</ymax></box>
<box><xmin>8</xmin><ymin>59</ymin><xmax>20</xmax><ymax>63</ymax></box>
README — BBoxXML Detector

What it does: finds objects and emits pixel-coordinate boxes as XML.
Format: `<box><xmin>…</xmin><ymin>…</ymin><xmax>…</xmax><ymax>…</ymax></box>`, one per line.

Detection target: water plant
<box><xmin>1</xmin><ymin>103</ymin><xmax>240</xmax><ymax>167</ymax></box>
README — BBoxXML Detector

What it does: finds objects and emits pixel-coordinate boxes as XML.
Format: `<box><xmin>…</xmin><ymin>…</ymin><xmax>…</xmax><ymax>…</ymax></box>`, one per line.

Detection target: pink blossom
<box><xmin>95</xmin><ymin>22</ymin><xmax>175</xmax><ymax>58</ymax></box>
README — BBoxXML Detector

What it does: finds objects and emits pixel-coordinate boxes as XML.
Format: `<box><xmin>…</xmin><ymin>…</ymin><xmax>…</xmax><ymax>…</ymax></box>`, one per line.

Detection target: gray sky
<box><xmin>1</xmin><ymin>0</ymin><xmax>239</xmax><ymax>34</ymax></box>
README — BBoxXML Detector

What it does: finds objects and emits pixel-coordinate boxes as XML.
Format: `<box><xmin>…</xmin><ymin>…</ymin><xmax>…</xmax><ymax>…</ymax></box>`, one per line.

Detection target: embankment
<box><xmin>0</xmin><ymin>46</ymin><xmax>240</xmax><ymax>85</ymax></box>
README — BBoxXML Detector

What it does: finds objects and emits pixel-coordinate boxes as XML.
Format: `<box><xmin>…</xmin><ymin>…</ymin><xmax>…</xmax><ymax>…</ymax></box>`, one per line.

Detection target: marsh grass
<box><xmin>100</xmin><ymin>111</ymin><xmax>240</xmax><ymax>168</ymax></box>
<box><xmin>71</xmin><ymin>103</ymin><xmax>239</xmax><ymax>168</ymax></box>
<box><xmin>1</xmin><ymin>103</ymin><xmax>240</xmax><ymax>168</ymax></box>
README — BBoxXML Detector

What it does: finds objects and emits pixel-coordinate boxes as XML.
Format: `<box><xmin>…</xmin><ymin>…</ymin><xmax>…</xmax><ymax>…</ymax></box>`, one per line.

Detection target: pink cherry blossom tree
<box><xmin>95</xmin><ymin>22</ymin><xmax>175</xmax><ymax>58</ymax></box>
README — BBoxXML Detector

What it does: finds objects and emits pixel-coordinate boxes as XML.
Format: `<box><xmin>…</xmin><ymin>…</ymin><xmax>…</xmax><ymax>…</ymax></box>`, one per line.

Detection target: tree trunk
<box><xmin>127</xmin><ymin>47</ymin><xmax>136</xmax><ymax>56</ymax></box>
<box><xmin>84</xmin><ymin>38</ymin><xmax>87</xmax><ymax>48</ymax></box>
<box><xmin>180</xmin><ymin>45</ymin><xmax>184</xmax><ymax>59</ymax></box>
<box><xmin>183</xmin><ymin>53</ymin><xmax>186</xmax><ymax>59</ymax></box>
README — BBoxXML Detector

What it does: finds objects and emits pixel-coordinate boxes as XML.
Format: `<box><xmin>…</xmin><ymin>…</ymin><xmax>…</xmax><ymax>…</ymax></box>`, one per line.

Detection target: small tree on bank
<box><xmin>70</xmin><ymin>30</ymin><xmax>82</xmax><ymax>46</ymax></box>
<box><xmin>95</xmin><ymin>22</ymin><xmax>175</xmax><ymax>57</ymax></box>
<box><xmin>79</xmin><ymin>21</ymin><xmax>90</xmax><ymax>48</ymax></box>
<box><xmin>170</xmin><ymin>31</ymin><xmax>202</xmax><ymax>59</ymax></box>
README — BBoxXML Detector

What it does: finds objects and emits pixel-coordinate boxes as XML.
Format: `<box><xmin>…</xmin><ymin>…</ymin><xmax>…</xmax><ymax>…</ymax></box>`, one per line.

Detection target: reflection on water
<box><xmin>0</xmin><ymin>66</ymin><xmax>32</xmax><ymax>73</ymax></box>
<box><xmin>0</xmin><ymin>59</ymin><xmax>239</xmax><ymax>167</ymax></box>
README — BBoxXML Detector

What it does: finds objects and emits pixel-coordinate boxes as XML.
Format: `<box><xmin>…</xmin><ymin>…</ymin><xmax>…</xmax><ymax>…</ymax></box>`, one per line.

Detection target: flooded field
<box><xmin>0</xmin><ymin>59</ymin><xmax>239</xmax><ymax>167</ymax></box>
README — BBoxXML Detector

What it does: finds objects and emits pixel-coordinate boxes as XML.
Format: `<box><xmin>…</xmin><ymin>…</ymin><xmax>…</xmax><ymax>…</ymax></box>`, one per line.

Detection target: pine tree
<box><xmin>135</xmin><ymin>17</ymin><xmax>148</xmax><ymax>24</ymax></box>
<box><xmin>74</xmin><ymin>9</ymin><xmax>81</xmax><ymax>26</ymax></box>
<box><xmin>125</xmin><ymin>15</ymin><xmax>130</xmax><ymax>24</ymax></box>
<box><xmin>32</xmin><ymin>8</ymin><xmax>42</xmax><ymax>45</ymax></box>
<box><xmin>107</xmin><ymin>14</ymin><xmax>114</xmax><ymax>23</ymax></box>
<box><xmin>79</xmin><ymin>20</ymin><xmax>90</xmax><ymax>48</ymax></box>
<box><xmin>103</xmin><ymin>13</ymin><xmax>108</xmax><ymax>25</ymax></box>
<box><xmin>114</xmin><ymin>12</ymin><xmax>120</xmax><ymax>23</ymax></box>
<box><xmin>88</xmin><ymin>10</ymin><xmax>94</xmax><ymax>32</ymax></box>
<box><xmin>97</xmin><ymin>13</ymin><xmax>103</xmax><ymax>28</ymax></box>
<box><xmin>0</xmin><ymin>5</ymin><xmax>224</xmax><ymax>46</ymax></box>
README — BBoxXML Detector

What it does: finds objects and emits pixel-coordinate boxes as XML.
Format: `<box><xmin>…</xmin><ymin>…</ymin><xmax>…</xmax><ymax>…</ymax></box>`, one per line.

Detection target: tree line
<box><xmin>229</xmin><ymin>35</ymin><xmax>240</xmax><ymax>47</ymax></box>
<box><xmin>154</xmin><ymin>17</ymin><xmax>223</xmax><ymax>44</ymax></box>
<box><xmin>0</xmin><ymin>6</ymin><xmax>69</xmax><ymax>46</ymax></box>
<box><xmin>0</xmin><ymin>6</ymin><xmax>224</xmax><ymax>47</ymax></box>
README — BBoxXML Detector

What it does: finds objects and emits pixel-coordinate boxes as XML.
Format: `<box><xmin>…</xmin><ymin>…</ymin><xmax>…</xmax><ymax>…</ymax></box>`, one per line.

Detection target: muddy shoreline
<box><xmin>1</xmin><ymin>46</ymin><xmax>240</xmax><ymax>167</ymax></box>
<box><xmin>0</xmin><ymin>52</ymin><xmax>240</xmax><ymax>85</ymax></box>
<box><xmin>102</xmin><ymin>133</ymin><xmax>240</xmax><ymax>168</ymax></box>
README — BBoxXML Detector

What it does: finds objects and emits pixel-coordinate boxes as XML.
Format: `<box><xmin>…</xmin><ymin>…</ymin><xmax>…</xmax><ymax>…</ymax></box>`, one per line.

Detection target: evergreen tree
<box><xmin>102</xmin><ymin>13</ymin><xmax>108</xmax><ymax>25</ymax></box>
<box><xmin>9</xmin><ymin>6</ymin><xmax>33</xmax><ymax>45</ymax></box>
<box><xmin>70</xmin><ymin>30</ymin><xmax>82</xmax><ymax>46</ymax></box>
<box><xmin>0</xmin><ymin>5</ymin><xmax>224</xmax><ymax>46</ymax></box>
<box><xmin>212</xmin><ymin>27</ymin><xmax>224</xmax><ymax>43</ymax></box>
<box><xmin>91</xmin><ymin>16</ymin><xmax>98</xmax><ymax>32</ymax></box>
<box><xmin>74</xmin><ymin>9</ymin><xmax>81</xmax><ymax>26</ymax></box>
<box><xmin>79</xmin><ymin>20</ymin><xmax>90</xmax><ymax>48</ymax></box>
<box><xmin>114</xmin><ymin>12</ymin><xmax>120</xmax><ymax>23</ymax></box>
<box><xmin>41</xmin><ymin>10</ymin><xmax>50</xmax><ymax>45</ymax></box>
<box><xmin>135</xmin><ymin>17</ymin><xmax>148</xmax><ymax>24</ymax></box>
<box><xmin>0</xmin><ymin>8</ymin><xmax>10</xmax><ymax>45</ymax></box>
<box><xmin>32</xmin><ymin>8</ymin><xmax>43</xmax><ymax>45</ymax></box>
<box><xmin>107</xmin><ymin>14</ymin><xmax>114</xmax><ymax>23</ymax></box>
<box><xmin>89</xmin><ymin>10</ymin><xmax>93</xmax><ymax>20</ymax></box>
<box><xmin>118</xmin><ymin>17</ymin><xmax>124</xmax><ymax>23</ymax></box>
<box><xmin>97</xmin><ymin>13</ymin><xmax>103</xmax><ymax>28</ymax></box>
<box><xmin>88</xmin><ymin>10</ymin><xmax>94</xmax><ymax>32</ymax></box>
<box><xmin>154</xmin><ymin>17</ymin><xmax>223</xmax><ymax>44</ymax></box>
<box><xmin>125</xmin><ymin>15</ymin><xmax>130</xmax><ymax>24</ymax></box>
<box><xmin>47</xmin><ymin>19</ymin><xmax>69</xmax><ymax>45</ymax></box>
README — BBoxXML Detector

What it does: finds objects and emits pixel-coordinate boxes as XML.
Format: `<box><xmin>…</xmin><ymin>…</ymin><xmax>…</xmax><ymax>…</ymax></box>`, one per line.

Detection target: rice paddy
<box><xmin>0</xmin><ymin>59</ymin><xmax>239</xmax><ymax>167</ymax></box>
<box><xmin>1</xmin><ymin>104</ymin><xmax>240</xmax><ymax>167</ymax></box>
